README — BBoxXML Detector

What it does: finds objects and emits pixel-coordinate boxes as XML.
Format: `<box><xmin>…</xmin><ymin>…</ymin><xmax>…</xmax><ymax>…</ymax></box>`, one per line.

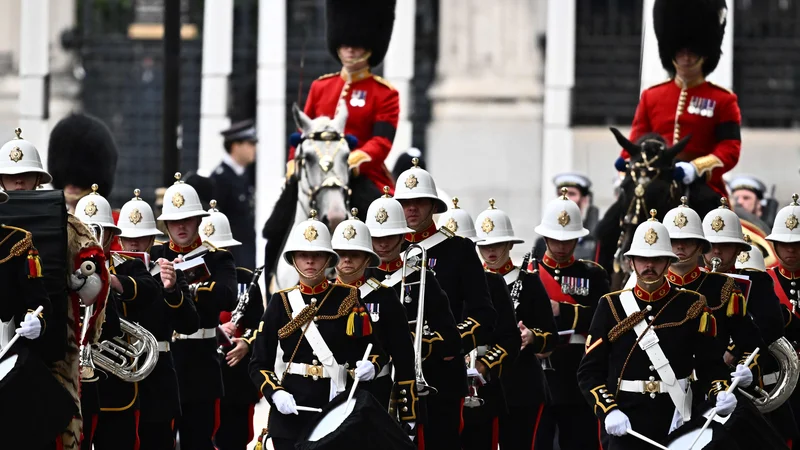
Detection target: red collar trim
<box><xmin>779</xmin><ymin>266</ymin><xmax>800</xmax><ymax>280</ymax></box>
<box><xmin>634</xmin><ymin>281</ymin><xmax>670</xmax><ymax>302</ymax></box>
<box><xmin>299</xmin><ymin>279</ymin><xmax>330</xmax><ymax>295</ymax></box>
<box><xmin>542</xmin><ymin>253</ymin><xmax>575</xmax><ymax>269</ymax></box>
<box><xmin>169</xmin><ymin>237</ymin><xmax>202</xmax><ymax>254</ymax></box>
<box><xmin>378</xmin><ymin>257</ymin><xmax>404</xmax><ymax>273</ymax></box>
<box><xmin>336</xmin><ymin>276</ymin><xmax>364</xmax><ymax>288</ymax></box>
<box><xmin>405</xmin><ymin>222</ymin><xmax>438</xmax><ymax>243</ymax></box>
<box><xmin>667</xmin><ymin>266</ymin><xmax>702</xmax><ymax>286</ymax></box>
<box><xmin>485</xmin><ymin>259</ymin><xmax>515</xmax><ymax>276</ymax></box>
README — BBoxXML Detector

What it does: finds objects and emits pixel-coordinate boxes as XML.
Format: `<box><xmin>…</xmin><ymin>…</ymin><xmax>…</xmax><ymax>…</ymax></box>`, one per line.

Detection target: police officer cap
<box><xmin>553</xmin><ymin>173</ymin><xmax>592</xmax><ymax>196</ymax></box>
<box><xmin>728</xmin><ymin>175</ymin><xmax>766</xmax><ymax>199</ymax></box>
<box><xmin>221</xmin><ymin>119</ymin><xmax>258</xmax><ymax>144</ymax></box>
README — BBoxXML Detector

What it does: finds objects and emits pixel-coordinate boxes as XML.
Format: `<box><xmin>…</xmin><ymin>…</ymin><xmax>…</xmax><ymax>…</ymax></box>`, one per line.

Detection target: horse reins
<box><xmin>294</xmin><ymin>131</ymin><xmax>351</xmax><ymax>217</ymax></box>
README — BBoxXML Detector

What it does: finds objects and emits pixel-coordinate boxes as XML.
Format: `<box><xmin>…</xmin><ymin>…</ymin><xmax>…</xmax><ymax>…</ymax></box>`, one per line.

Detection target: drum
<box><xmin>666</xmin><ymin>396</ymin><xmax>787</xmax><ymax>449</ymax></box>
<box><xmin>0</xmin><ymin>346</ymin><xmax>77</xmax><ymax>448</ymax></box>
<box><xmin>296</xmin><ymin>389</ymin><xmax>416</xmax><ymax>450</ymax></box>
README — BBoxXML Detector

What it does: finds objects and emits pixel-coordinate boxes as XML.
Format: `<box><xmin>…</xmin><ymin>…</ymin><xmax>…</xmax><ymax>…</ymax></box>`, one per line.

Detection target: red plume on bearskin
<box><xmin>653</xmin><ymin>0</ymin><xmax>727</xmax><ymax>76</ymax></box>
<box><xmin>72</xmin><ymin>245</ymin><xmax>109</xmax><ymax>345</ymax></box>
<box><xmin>326</xmin><ymin>0</ymin><xmax>396</xmax><ymax>68</ymax></box>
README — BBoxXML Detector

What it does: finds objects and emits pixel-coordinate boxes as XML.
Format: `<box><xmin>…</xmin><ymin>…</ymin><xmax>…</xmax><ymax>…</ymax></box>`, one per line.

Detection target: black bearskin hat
<box><xmin>48</xmin><ymin>113</ymin><xmax>119</xmax><ymax>196</ymax></box>
<box><xmin>326</xmin><ymin>0</ymin><xmax>396</xmax><ymax>68</ymax></box>
<box><xmin>653</xmin><ymin>0</ymin><xmax>727</xmax><ymax>76</ymax></box>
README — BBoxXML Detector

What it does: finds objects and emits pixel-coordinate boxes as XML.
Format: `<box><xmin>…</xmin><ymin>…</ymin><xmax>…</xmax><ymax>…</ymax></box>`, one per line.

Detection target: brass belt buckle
<box><xmin>644</xmin><ymin>376</ymin><xmax>660</xmax><ymax>399</ymax></box>
<box><xmin>307</xmin><ymin>360</ymin><xmax>322</xmax><ymax>380</ymax></box>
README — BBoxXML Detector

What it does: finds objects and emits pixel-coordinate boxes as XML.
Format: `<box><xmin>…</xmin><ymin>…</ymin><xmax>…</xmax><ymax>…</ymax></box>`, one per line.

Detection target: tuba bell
<box><xmin>91</xmin><ymin>316</ymin><xmax>159</xmax><ymax>383</ymax></box>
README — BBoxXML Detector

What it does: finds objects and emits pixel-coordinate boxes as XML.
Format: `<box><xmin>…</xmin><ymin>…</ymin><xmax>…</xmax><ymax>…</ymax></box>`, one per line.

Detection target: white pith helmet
<box><xmin>199</xmin><ymin>200</ymin><xmax>242</xmax><ymax>248</ymax></box>
<box><xmin>624</xmin><ymin>209</ymin><xmax>678</xmax><ymax>262</ymax></box>
<box><xmin>474</xmin><ymin>198</ymin><xmax>524</xmax><ymax>246</ymax></box>
<box><xmin>157</xmin><ymin>172</ymin><xmax>211</xmax><ymax>221</ymax></box>
<box><xmin>74</xmin><ymin>183</ymin><xmax>122</xmax><ymax>236</ymax></box>
<box><xmin>702</xmin><ymin>197</ymin><xmax>748</xmax><ymax>250</ymax></box>
<box><xmin>662</xmin><ymin>196</ymin><xmax>711</xmax><ymax>253</ymax></box>
<box><xmin>282</xmin><ymin>209</ymin><xmax>339</xmax><ymax>267</ymax></box>
<box><xmin>0</xmin><ymin>128</ymin><xmax>52</xmax><ymax>185</ymax></box>
<box><xmin>331</xmin><ymin>208</ymin><xmax>380</xmax><ymax>266</ymax></box>
<box><xmin>393</xmin><ymin>158</ymin><xmax>448</xmax><ymax>213</ymax></box>
<box><xmin>766</xmin><ymin>194</ymin><xmax>800</xmax><ymax>244</ymax></box>
<box><xmin>365</xmin><ymin>186</ymin><xmax>414</xmax><ymax>238</ymax></box>
<box><xmin>437</xmin><ymin>197</ymin><xmax>482</xmax><ymax>242</ymax></box>
<box><xmin>535</xmin><ymin>187</ymin><xmax>589</xmax><ymax>241</ymax></box>
<box><xmin>736</xmin><ymin>234</ymin><xmax>767</xmax><ymax>271</ymax></box>
<box><xmin>118</xmin><ymin>189</ymin><xmax>162</xmax><ymax>238</ymax></box>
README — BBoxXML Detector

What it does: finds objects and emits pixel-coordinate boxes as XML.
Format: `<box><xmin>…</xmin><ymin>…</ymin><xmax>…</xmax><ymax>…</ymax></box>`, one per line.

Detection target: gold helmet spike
<box><xmin>209</xmin><ymin>199</ymin><xmax>218</xmax><ymax>211</ymax></box>
<box><xmin>648</xmin><ymin>209</ymin><xmax>658</xmax><ymax>221</ymax></box>
<box><xmin>14</xmin><ymin>128</ymin><xmax>22</xmax><ymax>139</ymax></box>
<box><xmin>452</xmin><ymin>197</ymin><xmax>460</xmax><ymax>209</ymax></box>
<box><xmin>792</xmin><ymin>193</ymin><xmax>799</xmax><ymax>206</ymax></box>
<box><xmin>488</xmin><ymin>198</ymin><xmax>496</xmax><ymax>210</ymax></box>
<box><xmin>680</xmin><ymin>196</ymin><xmax>688</xmax><ymax>206</ymax></box>
<box><xmin>309</xmin><ymin>209</ymin><xmax>318</xmax><ymax>220</ymax></box>
<box><xmin>174</xmin><ymin>172</ymin><xmax>183</xmax><ymax>184</ymax></box>
<box><xmin>560</xmin><ymin>187</ymin><xmax>569</xmax><ymax>200</ymax></box>
<box><xmin>91</xmin><ymin>183</ymin><xmax>99</xmax><ymax>194</ymax></box>
<box><xmin>411</xmin><ymin>157</ymin><xmax>420</xmax><ymax>168</ymax></box>
<box><xmin>350</xmin><ymin>207</ymin><xmax>360</xmax><ymax>220</ymax></box>
<box><xmin>720</xmin><ymin>197</ymin><xmax>730</xmax><ymax>209</ymax></box>
<box><xmin>382</xmin><ymin>186</ymin><xmax>391</xmax><ymax>198</ymax></box>
<box><xmin>133</xmin><ymin>188</ymin><xmax>141</xmax><ymax>200</ymax></box>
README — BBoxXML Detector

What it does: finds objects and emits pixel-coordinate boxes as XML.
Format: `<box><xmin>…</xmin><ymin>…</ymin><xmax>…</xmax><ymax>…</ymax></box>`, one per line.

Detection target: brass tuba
<box><xmin>91</xmin><ymin>316</ymin><xmax>159</xmax><ymax>382</ymax></box>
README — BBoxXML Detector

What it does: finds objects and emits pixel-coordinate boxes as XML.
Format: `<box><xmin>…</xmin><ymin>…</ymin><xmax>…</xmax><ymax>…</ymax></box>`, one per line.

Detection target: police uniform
<box><xmin>215</xmin><ymin>267</ymin><xmax>265</xmax><ymax>450</ymax></box>
<box><xmin>620</xmin><ymin>0</ymin><xmax>739</xmax><ymax>199</ymax></box>
<box><xmin>211</xmin><ymin>121</ymin><xmax>257</xmax><ymax>270</ymax></box>
<box><xmin>152</xmin><ymin>174</ymin><xmax>238</xmax><ymax>450</ymax></box>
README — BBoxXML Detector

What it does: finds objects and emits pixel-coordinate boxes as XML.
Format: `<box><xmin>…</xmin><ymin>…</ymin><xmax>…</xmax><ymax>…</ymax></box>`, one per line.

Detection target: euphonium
<box><xmin>91</xmin><ymin>316</ymin><xmax>159</xmax><ymax>383</ymax></box>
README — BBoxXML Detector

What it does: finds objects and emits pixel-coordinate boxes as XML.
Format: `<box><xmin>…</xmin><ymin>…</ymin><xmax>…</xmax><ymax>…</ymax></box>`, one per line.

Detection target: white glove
<box><xmin>355</xmin><ymin>360</ymin><xmax>376</xmax><ymax>381</ymax></box>
<box><xmin>731</xmin><ymin>364</ymin><xmax>753</xmax><ymax>388</ymax></box>
<box><xmin>271</xmin><ymin>390</ymin><xmax>298</xmax><ymax>415</ymax></box>
<box><xmin>715</xmin><ymin>391</ymin><xmax>737</xmax><ymax>416</ymax></box>
<box><xmin>676</xmin><ymin>161</ymin><xmax>697</xmax><ymax>185</ymax></box>
<box><xmin>16</xmin><ymin>313</ymin><xmax>42</xmax><ymax>339</ymax></box>
<box><xmin>605</xmin><ymin>409</ymin><xmax>631</xmax><ymax>437</ymax></box>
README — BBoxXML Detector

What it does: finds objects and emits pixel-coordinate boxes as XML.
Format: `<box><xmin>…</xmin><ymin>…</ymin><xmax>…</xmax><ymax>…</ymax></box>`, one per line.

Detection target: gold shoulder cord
<box><xmin>0</xmin><ymin>227</ymin><xmax>32</xmax><ymax>264</ymax></box>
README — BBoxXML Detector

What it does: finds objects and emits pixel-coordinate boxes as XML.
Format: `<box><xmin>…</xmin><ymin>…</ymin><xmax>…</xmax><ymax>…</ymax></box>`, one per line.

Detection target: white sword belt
<box><xmin>618</xmin><ymin>377</ymin><xmax>690</xmax><ymax>397</ymax></box>
<box><xmin>286</xmin><ymin>362</ymin><xmax>351</xmax><ymax>381</ymax></box>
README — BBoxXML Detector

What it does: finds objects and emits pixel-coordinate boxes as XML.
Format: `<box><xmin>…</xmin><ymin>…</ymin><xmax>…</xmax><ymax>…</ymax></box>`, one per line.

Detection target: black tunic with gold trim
<box><xmin>248</xmin><ymin>281</ymin><xmax>388</xmax><ymax>441</ymax></box>
<box><xmin>578</xmin><ymin>282</ymin><xmax>731</xmax><ymax>447</ymax></box>
<box><xmin>150</xmin><ymin>238</ymin><xmax>237</xmax><ymax>401</ymax></box>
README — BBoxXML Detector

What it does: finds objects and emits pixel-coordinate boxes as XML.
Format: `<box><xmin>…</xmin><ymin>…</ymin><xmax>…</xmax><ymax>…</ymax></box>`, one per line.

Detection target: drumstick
<box><xmin>625</xmin><ymin>428</ymin><xmax>668</xmax><ymax>450</ymax></box>
<box><xmin>342</xmin><ymin>343</ymin><xmax>373</xmax><ymax>418</ymax></box>
<box><xmin>688</xmin><ymin>347</ymin><xmax>760</xmax><ymax>450</ymax></box>
<box><xmin>0</xmin><ymin>306</ymin><xmax>44</xmax><ymax>360</ymax></box>
<box><xmin>296</xmin><ymin>406</ymin><xmax>323</xmax><ymax>413</ymax></box>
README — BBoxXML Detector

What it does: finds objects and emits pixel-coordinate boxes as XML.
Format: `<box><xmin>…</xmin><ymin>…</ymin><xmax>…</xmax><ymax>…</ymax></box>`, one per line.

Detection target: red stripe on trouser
<box><xmin>417</xmin><ymin>424</ymin><xmax>425</xmax><ymax>450</ymax></box>
<box><xmin>90</xmin><ymin>414</ymin><xmax>99</xmax><ymax>444</ymax></box>
<box><xmin>56</xmin><ymin>435</ymin><xmax>63</xmax><ymax>450</ymax></box>
<box><xmin>247</xmin><ymin>403</ymin><xmax>256</xmax><ymax>444</ymax></box>
<box><xmin>788</xmin><ymin>439</ymin><xmax>793</xmax><ymax>449</ymax></box>
<box><xmin>133</xmin><ymin>410</ymin><xmax>141</xmax><ymax>450</ymax></box>
<box><xmin>491</xmin><ymin>417</ymin><xmax>500</xmax><ymax>449</ymax></box>
<box><xmin>171</xmin><ymin>419</ymin><xmax>176</xmax><ymax>449</ymax></box>
<box><xmin>213</xmin><ymin>399</ymin><xmax>221</xmax><ymax>444</ymax></box>
<box><xmin>597</xmin><ymin>419</ymin><xmax>603</xmax><ymax>450</ymax></box>
<box><xmin>531</xmin><ymin>403</ymin><xmax>545</xmax><ymax>450</ymax></box>
<box><xmin>459</xmin><ymin>398</ymin><xmax>465</xmax><ymax>434</ymax></box>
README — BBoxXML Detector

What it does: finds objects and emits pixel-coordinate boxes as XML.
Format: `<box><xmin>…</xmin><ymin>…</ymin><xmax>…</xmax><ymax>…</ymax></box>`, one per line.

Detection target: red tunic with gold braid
<box><xmin>621</xmin><ymin>79</ymin><xmax>742</xmax><ymax>198</ymax></box>
<box><xmin>289</xmin><ymin>67</ymin><xmax>400</xmax><ymax>193</ymax></box>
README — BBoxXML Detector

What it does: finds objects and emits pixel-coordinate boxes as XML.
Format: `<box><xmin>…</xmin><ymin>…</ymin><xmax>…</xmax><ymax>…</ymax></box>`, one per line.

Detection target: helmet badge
<box><xmin>557</xmin><ymin>210</ymin><xmax>570</xmax><ymax>227</ymax></box>
<box><xmin>673</xmin><ymin>212</ymin><xmax>688</xmax><ymax>229</ymax></box>
<box><xmin>203</xmin><ymin>222</ymin><xmax>216</xmax><ymax>237</ymax></box>
<box><xmin>375</xmin><ymin>207</ymin><xmax>389</xmax><ymax>225</ymax></box>
<box><xmin>445</xmin><ymin>217</ymin><xmax>458</xmax><ymax>233</ymax></box>
<box><xmin>172</xmin><ymin>192</ymin><xmax>185</xmax><ymax>208</ymax></box>
<box><xmin>304</xmin><ymin>225</ymin><xmax>319</xmax><ymax>242</ymax></box>
<box><xmin>644</xmin><ymin>228</ymin><xmax>658</xmax><ymax>245</ymax></box>
<box><xmin>710</xmin><ymin>216</ymin><xmax>725</xmax><ymax>232</ymax></box>
<box><xmin>129</xmin><ymin>208</ymin><xmax>142</xmax><ymax>225</ymax></box>
<box><xmin>343</xmin><ymin>224</ymin><xmax>357</xmax><ymax>241</ymax></box>
<box><xmin>8</xmin><ymin>146</ymin><xmax>22</xmax><ymax>163</ymax></box>
<box><xmin>786</xmin><ymin>214</ymin><xmax>799</xmax><ymax>231</ymax></box>
<box><xmin>737</xmin><ymin>251</ymin><xmax>751</xmax><ymax>264</ymax></box>
<box><xmin>481</xmin><ymin>217</ymin><xmax>495</xmax><ymax>234</ymax></box>
<box><xmin>84</xmin><ymin>201</ymin><xmax>98</xmax><ymax>218</ymax></box>
<box><xmin>405</xmin><ymin>174</ymin><xmax>418</xmax><ymax>189</ymax></box>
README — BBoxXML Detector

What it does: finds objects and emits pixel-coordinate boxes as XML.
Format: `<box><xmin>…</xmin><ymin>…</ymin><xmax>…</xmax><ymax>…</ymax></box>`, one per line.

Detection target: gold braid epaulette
<box><xmin>607</xmin><ymin>290</ymin><xmax>706</xmax><ymax>341</ymax></box>
<box><xmin>0</xmin><ymin>226</ymin><xmax>32</xmax><ymax>264</ymax></box>
<box><xmin>277</xmin><ymin>286</ymin><xmax>360</xmax><ymax>339</ymax></box>
<box><xmin>608</xmin><ymin>308</ymin><xmax>648</xmax><ymax>342</ymax></box>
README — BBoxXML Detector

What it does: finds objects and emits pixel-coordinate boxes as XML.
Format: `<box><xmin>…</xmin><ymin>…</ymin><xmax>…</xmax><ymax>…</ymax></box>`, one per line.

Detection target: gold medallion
<box><xmin>445</xmin><ymin>217</ymin><xmax>458</xmax><ymax>233</ymax></box>
<box><xmin>304</xmin><ymin>225</ymin><xmax>318</xmax><ymax>242</ymax></box>
<box><xmin>84</xmin><ymin>201</ymin><xmax>98</xmax><ymax>218</ymax></box>
<box><xmin>343</xmin><ymin>224</ymin><xmax>357</xmax><ymax>241</ymax></box>
<box><xmin>172</xmin><ymin>192</ymin><xmax>185</xmax><ymax>208</ymax></box>
<box><xmin>375</xmin><ymin>207</ymin><xmax>389</xmax><ymax>225</ymax></box>
<box><xmin>404</xmin><ymin>174</ymin><xmax>418</xmax><ymax>189</ymax></box>
<box><xmin>710</xmin><ymin>216</ymin><xmax>725</xmax><ymax>232</ymax></box>
<box><xmin>203</xmin><ymin>222</ymin><xmax>216</xmax><ymax>237</ymax></box>
<box><xmin>786</xmin><ymin>214</ymin><xmax>799</xmax><ymax>231</ymax></box>
<box><xmin>129</xmin><ymin>208</ymin><xmax>142</xmax><ymax>225</ymax></box>
<box><xmin>8</xmin><ymin>146</ymin><xmax>22</xmax><ymax>163</ymax></box>
<box><xmin>481</xmin><ymin>217</ymin><xmax>495</xmax><ymax>234</ymax></box>
<box><xmin>644</xmin><ymin>227</ymin><xmax>658</xmax><ymax>245</ymax></box>
<box><xmin>737</xmin><ymin>251</ymin><xmax>751</xmax><ymax>264</ymax></box>
<box><xmin>635</xmin><ymin>184</ymin><xmax>645</xmax><ymax>198</ymax></box>
<box><xmin>673</xmin><ymin>212</ymin><xmax>688</xmax><ymax>229</ymax></box>
<box><xmin>557</xmin><ymin>210</ymin><xmax>571</xmax><ymax>227</ymax></box>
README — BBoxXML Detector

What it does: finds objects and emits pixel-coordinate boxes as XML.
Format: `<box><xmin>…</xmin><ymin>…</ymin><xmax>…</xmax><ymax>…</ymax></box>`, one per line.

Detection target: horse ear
<box><xmin>292</xmin><ymin>103</ymin><xmax>313</xmax><ymax>134</ymax></box>
<box><xmin>332</xmin><ymin>99</ymin><xmax>348</xmax><ymax>133</ymax></box>
<box><xmin>664</xmin><ymin>134</ymin><xmax>692</xmax><ymax>161</ymax></box>
<box><xmin>610</xmin><ymin>127</ymin><xmax>640</xmax><ymax>157</ymax></box>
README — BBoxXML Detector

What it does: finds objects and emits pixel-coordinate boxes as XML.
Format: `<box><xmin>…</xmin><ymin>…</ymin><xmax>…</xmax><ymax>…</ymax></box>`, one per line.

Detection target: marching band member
<box><xmin>663</xmin><ymin>198</ymin><xmax>761</xmax><ymax>419</ymax></box>
<box><xmin>465</xmin><ymin>199</ymin><xmax>557</xmax><ymax>450</ymax></box>
<box><xmin>74</xmin><ymin>185</ymin><xmax>160</xmax><ymax>450</ymax></box>
<box><xmin>199</xmin><ymin>201</ymin><xmax>265</xmax><ymax>450</ymax></box>
<box><xmin>364</xmin><ymin>188</ymin><xmax>461</xmax><ymax>447</ymax></box>
<box><xmin>248</xmin><ymin>211</ymin><xmax>387</xmax><ymax>450</ymax></box>
<box><xmin>578</xmin><ymin>210</ymin><xmax>737</xmax><ymax>449</ymax></box>
<box><xmin>152</xmin><ymin>173</ymin><xmax>238</xmax><ymax>450</ymax></box>
<box><xmin>117</xmin><ymin>189</ymin><xmax>200</xmax><ymax>450</ymax></box>
<box><xmin>701</xmin><ymin>198</ymin><xmax>798</xmax><ymax>444</ymax></box>
<box><xmin>331</xmin><ymin>208</ymin><xmax>418</xmax><ymax>433</ymax></box>
<box><xmin>534</xmin><ymin>173</ymin><xmax>599</xmax><ymax>261</ymax></box>
<box><xmin>394</xmin><ymin>160</ymin><xmax>497</xmax><ymax>449</ymax></box>
<box><xmin>617</xmin><ymin>0</ymin><xmax>740</xmax><ymax>202</ymax></box>
<box><xmin>533</xmin><ymin>188</ymin><xmax>610</xmax><ymax>450</ymax></box>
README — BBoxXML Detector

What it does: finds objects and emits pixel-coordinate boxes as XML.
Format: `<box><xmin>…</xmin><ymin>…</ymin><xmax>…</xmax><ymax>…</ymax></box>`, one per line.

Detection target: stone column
<box><xmin>382</xmin><ymin>0</ymin><xmax>416</xmax><ymax>169</ymax></box>
<box><xmin>427</xmin><ymin>0</ymin><xmax>544</xmax><ymax>258</ymax></box>
<box><xmin>19</xmin><ymin>0</ymin><xmax>49</xmax><ymax>159</ymax></box>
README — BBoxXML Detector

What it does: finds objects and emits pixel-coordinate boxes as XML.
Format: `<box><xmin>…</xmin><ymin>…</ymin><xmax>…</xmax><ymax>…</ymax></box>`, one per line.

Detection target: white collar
<box><xmin>222</xmin><ymin>153</ymin><xmax>247</xmax><ymax>176</ymax></box>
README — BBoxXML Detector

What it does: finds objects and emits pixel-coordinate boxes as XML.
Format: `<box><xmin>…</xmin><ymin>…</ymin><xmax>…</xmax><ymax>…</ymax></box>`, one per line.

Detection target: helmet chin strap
<box><xmin>634</xmin><ymin>263</ymin><xmax>669</xmax><ymax>286</ymax></box>
<box><xmin>676</xmin><ymin>245</ymin><xmax>702</xmax><ymax>265</ymax></box>
<box><xmin>293</xmin><ymin>255</ymin><xmax>332</xmax><ymax>282</ymax></box>
<box><xmin>337</xmin><ymin>257</ymin><xmax>370</xmax><ymax>280</ymax></box>
<box><xmin>485</xmin><ymin>244</ymin><xmax>512</xmax><ymax>270</ymax></box>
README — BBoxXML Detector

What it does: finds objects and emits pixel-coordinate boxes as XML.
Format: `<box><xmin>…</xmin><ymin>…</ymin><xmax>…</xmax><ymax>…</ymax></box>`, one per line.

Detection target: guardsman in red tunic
<box><xmin>616</xmin><ymin>0</ymin><xmax>740</xmax><ymax>201</ymax></box>
<box><xmin>286</xmin><ymin>0</ymin><xmax>399</xmax><ymax>194</ymax></box>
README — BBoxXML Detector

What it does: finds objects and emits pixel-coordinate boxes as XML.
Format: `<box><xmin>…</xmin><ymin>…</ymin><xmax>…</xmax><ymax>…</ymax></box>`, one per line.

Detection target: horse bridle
<box><xmin>294</xmin><ymin>131</ymin><xmax>351</xmax><ymax>217</ymax></box>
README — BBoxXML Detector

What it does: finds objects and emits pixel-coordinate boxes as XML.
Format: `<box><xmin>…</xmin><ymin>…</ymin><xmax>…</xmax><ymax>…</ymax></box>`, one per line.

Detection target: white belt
<box><xmin>763</xmin><ymin>371</ymin><xmax>779</xmax><ymax>386</ymax></box>
<box><xmin>569</xmin><ymin>334</ymin><xmax>586</xmax><ymax>345</ymax></box>
<box><xmin>157</xmin><ymin>341</ymin><xmax>170</xmax><ymax>352</ymax></box>
<box><xmin>286</xmin><ymin>363</ymin><xmax>347</xmax><ymax>381</ymax></box>
<box><xmin>177</xmin><ymin>327</ymin><xmax>216</xmax><ymax>340</ymax></box>
<box><xmin>619</xmin><ymin>378</ymin><xmax>690</xmax><ymax>395</ymax></box>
